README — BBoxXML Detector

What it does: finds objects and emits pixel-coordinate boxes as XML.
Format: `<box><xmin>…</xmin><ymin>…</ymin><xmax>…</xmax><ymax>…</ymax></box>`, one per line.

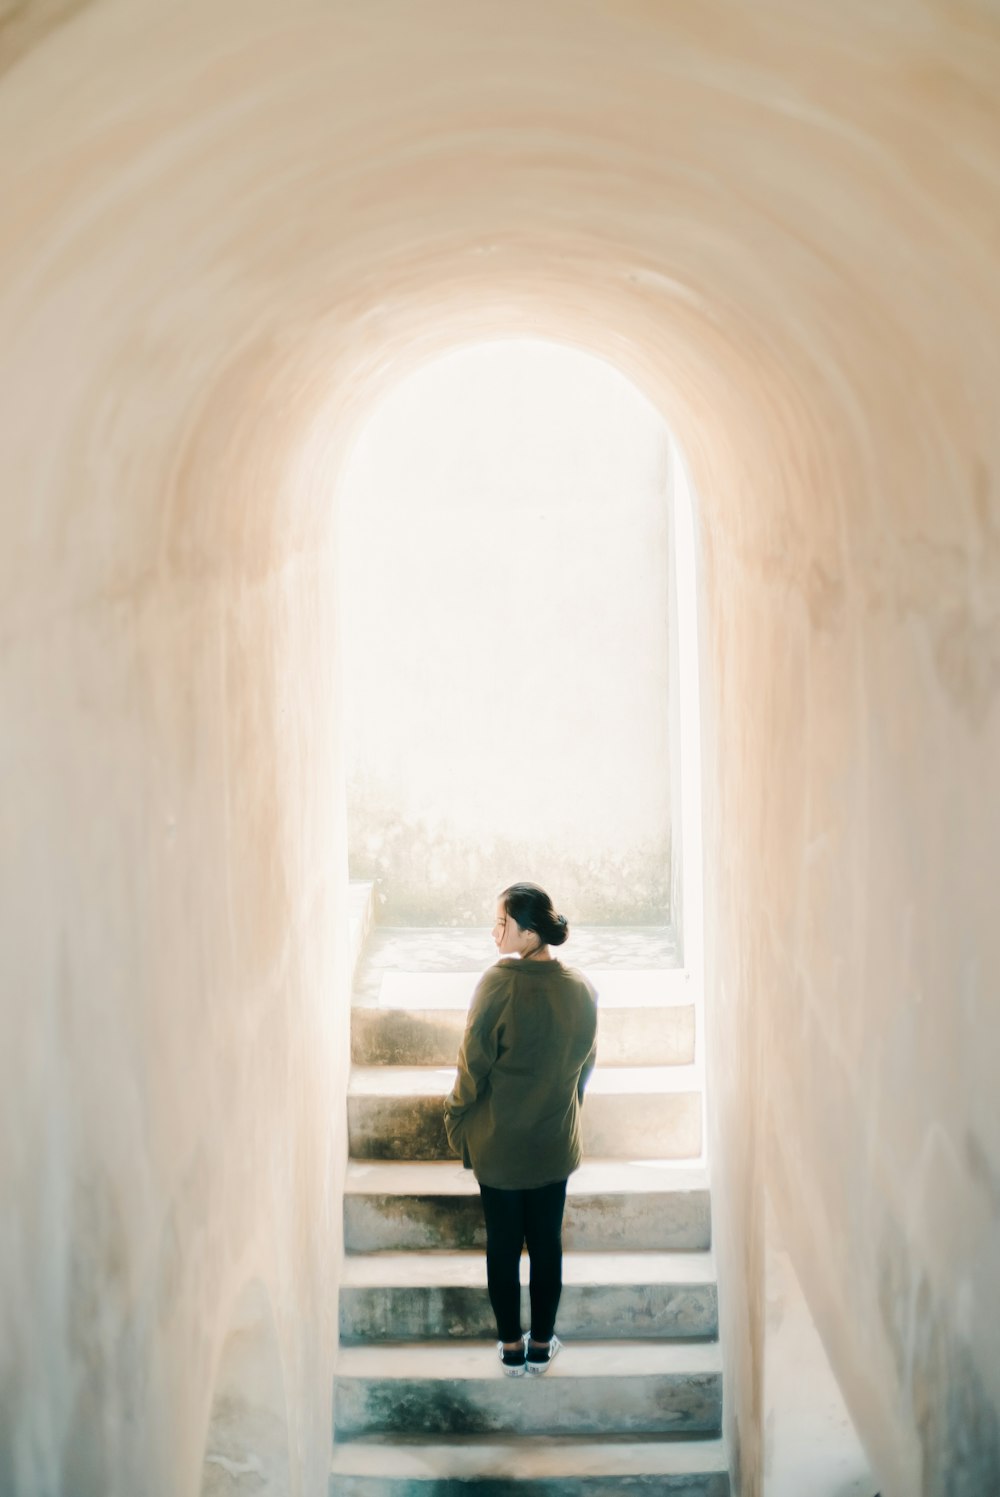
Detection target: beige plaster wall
<box><xmin>0</xmin><ymin>325</ymin><xmax>350</xmax><ymax>1490</ymax></box>
<box><xmin>763</xmin><ymin>1195</ymin><xmax>874</xmax><ymax>1494</ymax></box>
<box><xmin>1</xmin><ymin>2</ymin><xmax>998</xmax><ymax>1494</ymax></box>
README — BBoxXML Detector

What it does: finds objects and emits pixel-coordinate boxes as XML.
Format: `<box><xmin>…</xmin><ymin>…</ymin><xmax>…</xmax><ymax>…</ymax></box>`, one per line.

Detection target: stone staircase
<box><xmin>330</xmin><ymin>915</ymin><xmax>729</xmax><ymax>1495</ymax></box>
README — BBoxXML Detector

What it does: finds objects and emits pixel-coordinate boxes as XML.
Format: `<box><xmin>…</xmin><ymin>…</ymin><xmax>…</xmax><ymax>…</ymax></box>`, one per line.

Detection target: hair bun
<box><xmin>499</xmin><ymin>883</ymin><xmax>569</xmax><ymax>947</ymax></box>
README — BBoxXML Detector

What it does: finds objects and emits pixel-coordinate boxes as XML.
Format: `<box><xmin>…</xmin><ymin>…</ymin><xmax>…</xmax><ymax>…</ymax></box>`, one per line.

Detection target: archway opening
<box><xmin>337</xmin><ymin>336</ymin><xmax>693</xmax><ymax>937</ymax></box>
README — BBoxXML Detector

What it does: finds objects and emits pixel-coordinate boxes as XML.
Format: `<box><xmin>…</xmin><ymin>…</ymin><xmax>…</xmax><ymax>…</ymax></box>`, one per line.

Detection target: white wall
<box><xmin>339</xmin><ymin>340</ymin><xmax>672</xmax><ymax>923</ymax></box>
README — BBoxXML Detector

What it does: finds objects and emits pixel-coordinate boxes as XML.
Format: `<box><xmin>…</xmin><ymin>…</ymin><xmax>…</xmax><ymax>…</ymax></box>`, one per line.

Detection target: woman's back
<box><xmin>444</xmin><ymin>881</ymin><xmax>595</xmax><ymax>1374</ymax></box>
<box><xmin>445</xmin><ymin>957</ymin><xmax>598</xmax><ymax>1189</ymax></box>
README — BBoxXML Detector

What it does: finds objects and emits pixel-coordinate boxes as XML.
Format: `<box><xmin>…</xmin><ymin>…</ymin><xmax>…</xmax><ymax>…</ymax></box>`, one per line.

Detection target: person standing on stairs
<box><xmin>444</xmin><ymin>882</ymin><xmax>599</xmax><ymax>1377</ymax></box>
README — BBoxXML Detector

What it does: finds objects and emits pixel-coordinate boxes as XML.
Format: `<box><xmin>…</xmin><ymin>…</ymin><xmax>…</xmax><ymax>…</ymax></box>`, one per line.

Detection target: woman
<box><xmin>444</xmin><ymin>882</ymin><xmax>598</xmax><ymax>1376</ymax></box>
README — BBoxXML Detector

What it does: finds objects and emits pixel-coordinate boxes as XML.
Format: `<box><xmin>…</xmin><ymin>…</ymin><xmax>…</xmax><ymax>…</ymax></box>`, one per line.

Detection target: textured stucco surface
<box><xmin>1</xmin><ymin>2</ymin><xmax>998</xmax><ymax>1495</ymax></box>
<box><xmin>764</xmin><ymin>1196</ymin><xmax>874</xmax><ymax>1494</ymax></box>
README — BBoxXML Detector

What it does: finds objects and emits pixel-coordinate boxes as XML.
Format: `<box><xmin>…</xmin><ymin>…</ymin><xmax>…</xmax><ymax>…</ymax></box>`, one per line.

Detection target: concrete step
<box><xmin>334</xmin><ymin>1341</ymin><xmax>723</xmax><ymax>1439</ymax></box>
<box><xmin>339</xmin><ymin>1250</ymin><xmax>718</xmax><ymax>1342</ymax></box>
<box><xmin>347</xmin><ymin>1066</ymin><xmax>702</xmax><ymax>1161</ymax></box>
<box><xmin>352</xmin><ymin>969</ymin><xmax>695</xmax><ymax>1067</ymax></box>
<box><xmin>343</xmin><ymin>1159</ymin><xmax>712</xmax><ymax>1252</ymax></box>
<box><xmin>329</xmin><ymin>1433</ymin><xmax>731</xmax><ymax>1496</ymax></box>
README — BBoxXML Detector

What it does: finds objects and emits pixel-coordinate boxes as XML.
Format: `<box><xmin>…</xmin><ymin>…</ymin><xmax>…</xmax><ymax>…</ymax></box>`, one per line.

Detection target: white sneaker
<box><xmin>526</xmin><ymin>1334</ymin><xmax>562</xmax><ymax>1374</ymax></box>
<box><xmin>497</xmin><ymin>1338</ymin><xmax>527</xmax><ymax>1377</ymax></box>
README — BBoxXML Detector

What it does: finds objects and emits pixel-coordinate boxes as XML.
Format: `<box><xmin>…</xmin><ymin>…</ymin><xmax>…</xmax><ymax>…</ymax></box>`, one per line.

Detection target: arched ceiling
<box><xmin>2</xmin><ymin>0</ymin><xmax>997</xmax><ymax>596</ymax></box>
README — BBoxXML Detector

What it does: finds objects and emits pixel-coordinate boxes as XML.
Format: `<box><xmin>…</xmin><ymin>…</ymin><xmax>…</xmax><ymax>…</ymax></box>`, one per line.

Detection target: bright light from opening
<box><xmin>337</xmin><ymin>339</ymin><xmax>675</xmax><ymax>925</ymax></box>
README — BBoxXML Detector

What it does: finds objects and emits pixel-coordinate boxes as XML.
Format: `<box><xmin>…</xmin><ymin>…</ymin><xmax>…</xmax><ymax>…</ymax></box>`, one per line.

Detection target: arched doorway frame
<box><xmin>326</xmin><ymin>328</ymin><xmax>708</xmax><ymax>1155</ymax></box>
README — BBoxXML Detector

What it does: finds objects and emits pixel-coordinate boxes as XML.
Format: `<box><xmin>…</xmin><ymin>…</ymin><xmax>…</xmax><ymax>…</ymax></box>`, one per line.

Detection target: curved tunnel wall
<box><xmin>1</xmin><ymin>3</ymin><xmax>999</xmax><ymax>1493</ymax></box>
<box><xmin>201</xmin><ymin>1281</ymin><xmax>290</xmax><ymax>1497</ymax></box>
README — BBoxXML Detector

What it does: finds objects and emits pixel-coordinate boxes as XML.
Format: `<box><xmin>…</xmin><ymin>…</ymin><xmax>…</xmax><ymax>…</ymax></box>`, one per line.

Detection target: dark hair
<box><xmin>500</xmin><ymin>882</ymin><xmax>569</xmax><ymax>947</ymax></box>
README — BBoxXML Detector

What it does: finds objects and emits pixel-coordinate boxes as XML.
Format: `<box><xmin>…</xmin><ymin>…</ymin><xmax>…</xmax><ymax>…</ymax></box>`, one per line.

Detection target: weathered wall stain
<box><xmin>931</xmin><ymin>607</ymin><xmax>1000</xmax><ymax>731</ymax></box>
<box><xmin>0</xmin><ymin>0</ymin><xmax>93</xmax><ymax>76</ymax></box>
<box><xmin>912</xmin><ymin>1277</ymin><xmax>1000</xmax><ymax>1497</ymax></box>
<box><xmin>964</xmin><ymin>1130</ymin><xmax>1000</xmax><ymax>1220</ymax></box>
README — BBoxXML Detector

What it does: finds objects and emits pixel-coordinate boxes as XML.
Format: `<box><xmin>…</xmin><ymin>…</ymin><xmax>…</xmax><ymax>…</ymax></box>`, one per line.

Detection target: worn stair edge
<box><xmin>364</xmin><ymin>968</ymin><xmax>694</xmax><ymax>1010</ymax></box>
<box><xmin>336</xmin><ymin>1340</ymin><xmax>723</xmax><ymax>1378</ymax></box>
<box><xmin>352</xmin><ymin>1005</ymin><xmax>695</xmax><ymax>1067</ymax></box>
<box><xmin>335</xmin><ymin>1340</ymin><xmax>723</xmax><ymax>1439</ymax></box>
<box><xmin>339</xmin><ymin>1251</ymin><xmax>718</xmax><ymax>1342</ymax></box>
<box><xmin>344</xmin><ymin>1159</ymin><xmax>710</xmax><ymax>1197</ymax></box>
<box><xmin>329</xmin><ymin>1434</ymin><xmax>730</xmax><ymax>1497</ymax></box>
<box><xmin>347</xmin><ymin>1069</ymin><xmax>702</xmax><ymax>1162</ymax></box>
<box><xmin>341</xmin><ymin>1250</ymin><xmax>716</xmax><ymax>1288</ymax></box>
<box><xmin>348</xmin><ymin>1065</ymin><xmax>700</xmax><ymax>1097</ymax></box>
<box><xmin>343</xmin><ymin>1159</ymin><xmax>712</xmax><ymax>1252</ymax></box>
<box><xmin>340</xmin><ymin>1280</ymin><xmax>718</xmax><ymax>1343</ymax></box>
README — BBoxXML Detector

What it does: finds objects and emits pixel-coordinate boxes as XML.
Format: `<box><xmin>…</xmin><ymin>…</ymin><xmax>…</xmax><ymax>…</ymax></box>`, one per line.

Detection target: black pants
<box><xmin>479</xmin><ymin>1178</ymin><xmax>568</xmax><ymax>1344</ymax></box>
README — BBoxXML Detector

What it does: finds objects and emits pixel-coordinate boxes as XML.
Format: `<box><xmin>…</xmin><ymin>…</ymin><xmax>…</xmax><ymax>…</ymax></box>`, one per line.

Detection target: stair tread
<box><xmin>340</xmin><ymin>924</ymin><xmax>724</xmax><ymax>1473</ymax></box>
<box><xmin>357</xmin><ymin>968</ymin><xmax>693</xmax><ymax>1011</ymax></box>
<box><xmin>341</xmin><ymin>1250</ymin><xmax>716</xmax><ymax>1288</ymax></box>
<box><xmin>330</xmin><ymin>1433</ymin><xmax>729</xmax><ymax>1477</ymax></box>
<box><xmin>344</xmin><ymin>1158</ymin><xmax>709</xmax><ymax>1196</ymax></box>
<box><xmin>336</xmin><ymin>1340</ymin><xmax>723</xmax><ymax>1379</ymax></box>
<box><xmin>348</xmin><ymin>1065</ymin><xmax>699</xmax><ymax>1097</ymax></box>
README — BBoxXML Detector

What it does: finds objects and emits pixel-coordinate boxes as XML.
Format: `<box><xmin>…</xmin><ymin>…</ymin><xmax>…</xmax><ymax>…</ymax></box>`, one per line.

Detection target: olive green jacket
<box><xmin>443</xmin><ymin>957</ymin><xmax>598</xmax><ymax>1189</ymax></box>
